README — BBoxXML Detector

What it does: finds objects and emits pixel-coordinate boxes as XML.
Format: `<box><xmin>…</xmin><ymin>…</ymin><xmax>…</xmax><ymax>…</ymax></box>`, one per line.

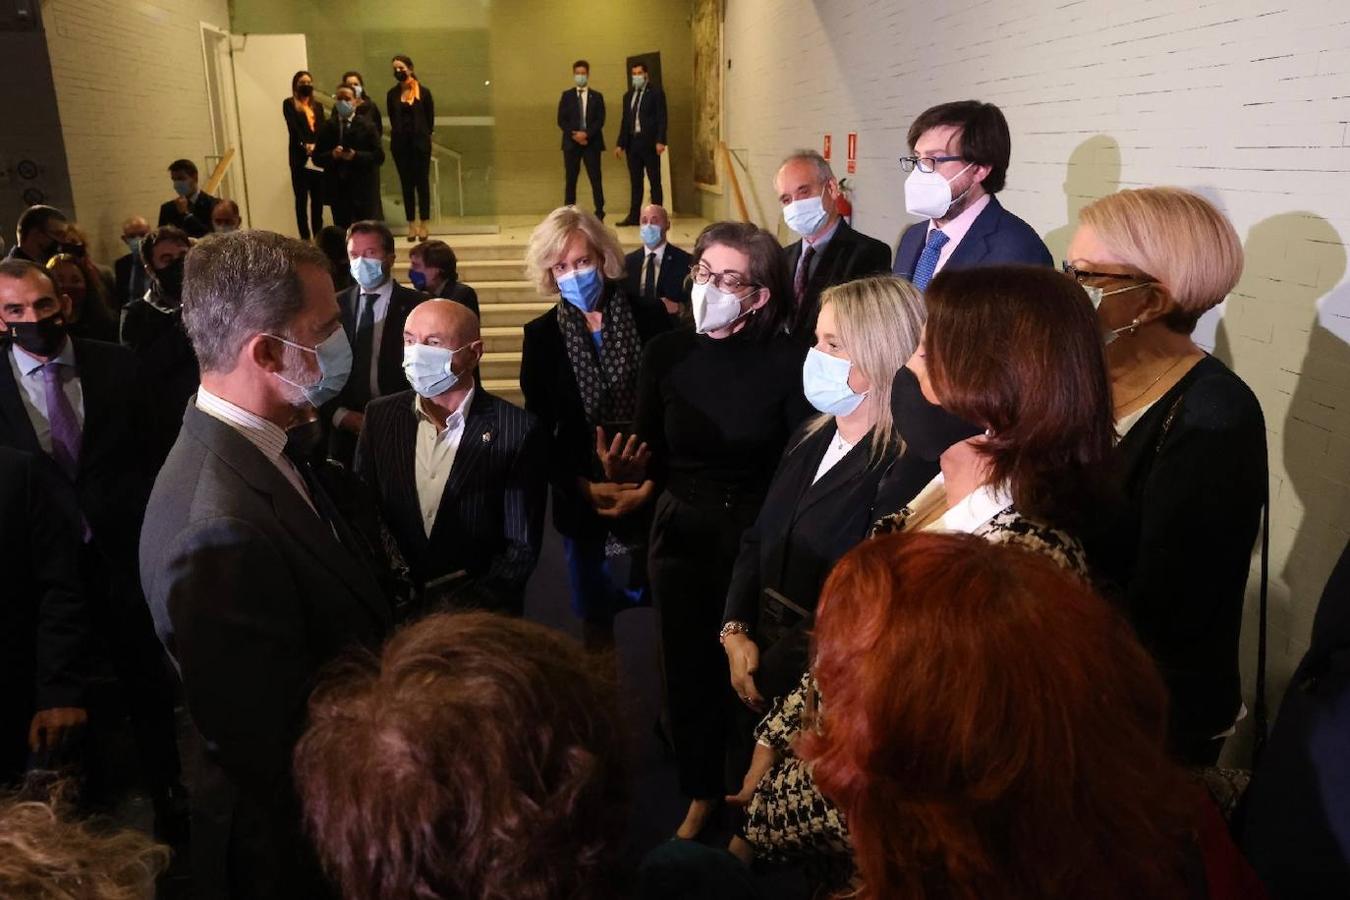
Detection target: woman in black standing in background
<box><xmin>282</xmin><ymin>70</ymin><xmax>325</xmax><ymax>240</ymax></box>
<box><xmin>613</xmin><ymin>222</ymin><xmax>812</xmax><ymax>841</ymax></box>
<box><xmin>342</xmin><ymin>71</ymin><xmax>385</xmax><ymax>221</ymax></box>
<box><xmin>387</xmin><ymin>55</ymin><xmax>435</xmax><ymax>243</ymax></box>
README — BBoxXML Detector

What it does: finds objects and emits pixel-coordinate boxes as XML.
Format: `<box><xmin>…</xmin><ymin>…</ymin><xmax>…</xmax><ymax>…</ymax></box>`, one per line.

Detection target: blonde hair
<box><xmin>0</xmin><ymin>782</ymin><xmax>169</xmax><ymax>899</ymax></box>
<box><xmin>1079</xmin><ymin>187</ymin><xmax>1243</xmax><ymax>333</ymax></box>
<box><xmin>523</xmin><ymin>206</ymin><xmax>626</xmax><ymax>297</ymax></box>
<box><xmin>805</xmin><ymin>275</ymin><xmax>925</xmax><ymax>463</ymax></box>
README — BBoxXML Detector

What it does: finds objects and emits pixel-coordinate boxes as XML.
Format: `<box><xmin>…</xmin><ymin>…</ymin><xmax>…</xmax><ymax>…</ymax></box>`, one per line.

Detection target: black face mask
<box><xmin>891</xmin><ymin>365</ymin><xmax>984</xmax><ymax>462</ymax></box>
<box><xmin>297</xmin><ymin>83</ymin><xmax>314</xmax><ymax>98</ymax></box>
<box><xmin>7</xmin><ymin>314</ymin><xmax>68</xmax><ymax>358</ymax></box>
<box><xmin>154</xmin><ymin>257</ymin><xmax>186</xmax><ymax>304</ymax></box>
<box><xmin>284</xmin><ymin>417</ymin><xmax>325</xmax><ymax>464</ymax></box>
<box><xmin>394</xmin><ymin>69</ymin><xmax>409</xmax><ymax>82</ymax></box>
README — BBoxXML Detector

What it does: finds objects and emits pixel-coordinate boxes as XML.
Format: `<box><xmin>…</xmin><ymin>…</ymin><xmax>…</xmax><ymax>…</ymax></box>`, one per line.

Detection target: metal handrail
<box><xmin>311</xmin><ymin>89</ymin><xmax>464</xmax><ymax>219</ymax></box>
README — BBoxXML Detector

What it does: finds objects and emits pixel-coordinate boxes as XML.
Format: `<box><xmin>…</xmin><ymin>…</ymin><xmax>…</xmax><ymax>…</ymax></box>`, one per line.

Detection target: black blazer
<box><xmin>0</xmin><ymin>447</ymin><xmax>86</xmax><ymax>781</ymax></box>
<box><xmin>113</xmin><ymin>253</ymin><xmax>142</xmax><ymax>312</ymax></box>
<box><xmin>1087</xmin><ymin>354</ymin><xmax>1266</xmax><ymax>761</ymax></box>
<box><xmin>892</xmin><ymin>195</ymin><xmax>1052</xmax><ymax>280</ymax></box>
<box><xmin>355</xmin><ymin>389</ymin><xmax>547</xmax><ymax>614</ymax></box>
<box><xmin>386</xmin><ymin>83</ymin><xmax>435</xmax><ymax>152</ymax></box>
<box><xmin>624</xmin><ymin>243</ymin><xmax>692</xmax><ymax>306</ymax></box>
<box><xmin>434</xmin><ymin>280</ymin><xmax>480</xmax><ymax>318</ymax></box>
<box><xmin>334</xmin><ymin>281</ymin><xmax>428</xmax><ymax>411</ymax></box>
<box><xmin>783</xmin><ymin>220</ymin><xmax>892</xmax><ymax>341</ymax></box>
<box><xmin>157</xmin><ymin>191</ymin><xmax>218</xmax><ymax>238</ymax></box>
<box><xmin>314</xmin><ymin>114</ymin><xmax>385</xmax><ymax>214</ymax></box>
<box><xmin>557</xmin><ymin>87</ymin><xmax>606</xmax><ymax>151</ymax></box>
<box><xmin>141</xmin><ymin>403</ymin><xmax>390</xmax><ymax>898</ymax></box>
<box><xmin>354</xmin><ymin>97</ymin><xmax>382</xmax><ymax>136</ymax></box>
<box><xmin>119</xmin><ymin>301</ymin><xmax>200</xmax><ymax>469</ymax></box>
<box><xmin>0</xmin><ymin>339</ymin><xmax>159</xmax><ymax>570</ymax></box>
<box><xmin>617</xmin><ymin>86</ymin><xmax>667</xmax><ymax>148</ymax></box>
<box><xmin>519</xmin><ymin>286</ymin><xmax>672</xmax><ymax>538</ymax></box>
<box><xmin>281</xmin><ymin>97</ymin><xmax>326</xmax><ymax>168</ymax></box>
<box><xmin>722</xmin><ymin>423</ymin><xmax>936</xmax><ymax>698</ymax></box>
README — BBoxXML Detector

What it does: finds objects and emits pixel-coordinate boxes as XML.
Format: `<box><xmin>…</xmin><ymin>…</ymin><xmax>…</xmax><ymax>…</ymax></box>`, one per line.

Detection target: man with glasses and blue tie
<box><xmin>893</xmin><ymin>101</ymin><xmax>1051</xmax><ymax>289</ymax></box>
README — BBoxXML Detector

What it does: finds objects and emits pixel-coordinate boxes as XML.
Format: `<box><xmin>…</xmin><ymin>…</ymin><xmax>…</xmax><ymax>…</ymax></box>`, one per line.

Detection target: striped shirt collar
<box><xmin>195</xmin><ymin>386</ymin><xmax>289</xmax><ymax>463</ymax></box>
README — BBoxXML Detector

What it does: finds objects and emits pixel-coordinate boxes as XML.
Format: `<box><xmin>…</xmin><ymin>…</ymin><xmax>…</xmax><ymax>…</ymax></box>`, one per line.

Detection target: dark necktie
<box><xmin>793</xmin><ymin>245</ymin><xmax>816</xmax><ymax>309</ymax></box>
<box><xmin>578</xmin><ymin>89</ymin><xmax>586</xmax><ymax>127</ymax></box>
<box><xmin>912</xmin><ymin>229</ymin><xmax>950</xmax><ymax>290</ymax></box>
<box><xmin>350</xmin><ymin>293</ymin><xmax>376</xmax><ymax>406</ymax></box>
<box><xmin>40</xmin><ymin>362</ymin><xmax>80</xmax><ymax>481</ymax></box>
<box><xmin>643</xmin><ymin>252</ymin><xmax>657</xmax><ymax>298</ymax></box>
<box><xmin>632</xmin><ymin>89</ymin><xmax>643</xmax><ymax>133</ymax></box>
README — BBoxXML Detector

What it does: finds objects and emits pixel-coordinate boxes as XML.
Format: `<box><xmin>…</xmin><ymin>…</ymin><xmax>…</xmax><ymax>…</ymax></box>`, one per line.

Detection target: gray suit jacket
<box><xmin>141</xmin><ymin>402</ymin><xmax>390</xmax><ymax>899</ymax></box>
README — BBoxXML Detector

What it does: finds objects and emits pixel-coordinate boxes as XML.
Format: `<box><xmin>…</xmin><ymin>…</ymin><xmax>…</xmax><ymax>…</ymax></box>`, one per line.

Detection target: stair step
<box><xmin>479</xmin><ymin>301</ymin><xmax>554</xmax><ymax>328</ymax></box>
<box><xmin>482</xmin><ymin>326</ymin><xmax>525</xmax><ymax>354</ymax></box>
<box><xmin>480</xmin><ymin>351</ymin><xmax>522</xmax><ymax>381</ymax></box>
<box><xmin>474</xmin><ymin>281</ymin><xmax>545</xmax><ymax>303</ymax></box>
<box><xmin>483</xmin><ymin>378</ymin><xmax>523</xmax><ymax>406</ymax></box>
<box><xmin>455</xmin><ymin>259</ymin><xmax>529</xmax><ymax>281</ymax></box>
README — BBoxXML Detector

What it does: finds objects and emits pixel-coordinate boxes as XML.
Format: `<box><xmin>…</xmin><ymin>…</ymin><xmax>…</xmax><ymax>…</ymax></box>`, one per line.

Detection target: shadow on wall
<box><xmin>1042</xmin><ymin>135</ymin><xmax>1121</xmax><ymax>266</ymax></box>
<box><xmin>1215</xmin><ymin>212</ymin><xmax>1350</xmax><ymax>729</ymax></box>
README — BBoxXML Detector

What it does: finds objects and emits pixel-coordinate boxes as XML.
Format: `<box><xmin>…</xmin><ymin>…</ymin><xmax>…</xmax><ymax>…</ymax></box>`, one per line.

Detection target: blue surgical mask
<box><xmin>124</xmin><ymin>236</ymin><xmax>144</xmax><ymax>256</ymax></box>
<box><xmin>632</xmin><ymin>74</ymin><xmax>646</xmax><ymax>90</ymax></box>
<box><xmin>783</xmin><ymin>195</ymin><xmax>829</xmax><ymax>238</ymax></box>
<box><xmin>639</xmin><ymin>224</ymin><xmax>663</xmax><ymax>248</ymax></box>
<box><xmin>408</xmin><ymin>270</ymin><xmax>428</xmax><ymax>291</ymax></box>
<box><xmin>173</xmin><ymin>179</ymin><xmax>193</xmax><ymax>198</ymax></box>
<box><xmin>403</xmin><ymin>342</ymin><xmax>462</xmax><ymax>398</ymax></box>
<box><xmin>556</xmin><ymin>266</ymin><xmax>603</xmax><ymax>312</ymax></box>
<box><xmin>268</xmin><ymin>327</ymin><xmax>353</xmax><ymax>408</ymax></box>
<box><xmin>574</xmin><ymin>73</ymin><xmax>588</xmax><ymax>87</ymax></box>
<box><xmin>349</xmin><ymin>256</ymin><xmax>385</xmax><ymax>291</ymax></box>
<box><xmin>802</xmin><ymin>347</ymin><xmax>866</xmax><ymax>417</ymax></box>
<box><xmin>335</xmin><ymin>99</ymin><xmax>354</xmax><ymax>119</ymax></box>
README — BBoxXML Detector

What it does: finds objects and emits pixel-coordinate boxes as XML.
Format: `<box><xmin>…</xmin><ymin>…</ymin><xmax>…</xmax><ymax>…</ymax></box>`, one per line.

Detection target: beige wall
<box><xmin>42</xmin><ymin>0</ymin><xmax>231</xmax><ymax>262</ymax></box>
<box><xmin>719</xmin><ymin>0</ymin><xmax>1350</xmax><ymax>748</ymax></box>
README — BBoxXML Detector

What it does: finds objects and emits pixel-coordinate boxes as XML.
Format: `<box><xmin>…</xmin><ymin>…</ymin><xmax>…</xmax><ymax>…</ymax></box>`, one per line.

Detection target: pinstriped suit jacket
<box><xmin>354</xmin><ymin>388</ymin><xmax>547</xmax><ymax>614</ymax></box>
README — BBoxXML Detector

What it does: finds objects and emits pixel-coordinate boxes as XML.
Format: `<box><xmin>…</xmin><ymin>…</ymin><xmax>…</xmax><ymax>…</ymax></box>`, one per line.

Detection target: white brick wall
<box><xmin>721</xmin><ymin>1</ymin><xmax>1350</xmax><ymax>741</ymax></box>
<box><xmin>41</xmin><ymin>0</ymin><xmax>230</xmax><ymax>261</ymax></box>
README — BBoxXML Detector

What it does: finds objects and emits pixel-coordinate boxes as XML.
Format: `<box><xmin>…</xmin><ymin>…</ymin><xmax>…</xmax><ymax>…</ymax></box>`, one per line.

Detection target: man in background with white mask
<box><xmin>892</xmin><ymin>101</ymin><xmax>1051</xmax><ymax>289</ymax></box>
<box><xmin>140</xmin><ymin>229</ymin><xmax>391</xmax><ymax>899</ymax></box>
<box><xmin>356</xmin><ymin>299</ymin><xmax>546</xmax><ymax>616</ymax></box>
<box><xmin>776</xmin><ymin>150</ymin><xmax>891</xmax><ymax>341</ymax></box>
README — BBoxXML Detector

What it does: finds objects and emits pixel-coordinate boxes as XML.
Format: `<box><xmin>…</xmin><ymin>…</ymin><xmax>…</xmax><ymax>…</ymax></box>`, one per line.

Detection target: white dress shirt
<box><xmin>576</xmin><ymin>87</ymin><xmax>589</xmax><ymax>125</ymax></box>
<box><xmin>811</xmin><ymin>429</ymin><xmax>854</xmax><ymax>485</ymax></box>
<box><xmin>8</xmin><ymin>340</ymin><xmax>85</xmax><ymax>455</ymax></box>
<box><xmin>632</xmin><ymin>87</ymin><xmax>644</xmax><ymax>133</ymax></box>
<box><xmin>333</xmin><ymin>276</ymin><xmax>394</xmax><ymax>428</ymax></box>
<box><xmin>926</xmin><ymin>192</ymin><xmax>991</xmax><ymax>275</ymax></box>
<box><xmin>196</xmin><ymin>387</ymin><xmax>316</xmax><ymax>513</ymax></box>
<box><xmin>414</xmin><ymin>387</ymin><xmax>475</xmax><ymax>536</ymax></box>
<box><xmin>905</xmin><ymin>472</ymin><xmax>1014</xmax><ymax>534</ymax></box>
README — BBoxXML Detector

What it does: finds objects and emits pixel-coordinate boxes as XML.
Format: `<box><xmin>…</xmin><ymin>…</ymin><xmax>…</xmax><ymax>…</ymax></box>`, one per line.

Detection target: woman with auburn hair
<box><xmin>801</xmin><ymin>532</ymin><xmax>1245</xmax><ymax>900</ymax></box>
<box><xmin>728</xmin><ymin>264</ymin><xmax>1115</xmax><ymax>878</ymax></box>
<box><xmin>1067</xmin><ymin>187</ymin><xmax>1266</xmax><ymax>766</ymax></box>
<box><xmin>519</xmin><ymin>206</ymin><xmax>671</xmax><ymax>649</ymax></box>
<box><xmin>720</xmin><ymin>275</ymin><xmax>932</xmax><ymax>710</ymax></box>
<box><xmin>46</xmin><ymin>252</ymin><xmax>118</xmax><ymax>343</ymax></box>
<box><xmin>294</xmin><ymin>612</ymin><xmax>627</xmax><ymax>900</ymax></box>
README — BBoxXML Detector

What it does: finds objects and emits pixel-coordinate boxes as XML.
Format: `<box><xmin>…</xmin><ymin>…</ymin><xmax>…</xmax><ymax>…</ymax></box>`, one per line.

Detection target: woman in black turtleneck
<box><xmin>611</xmin><ymin>221</ymin><xmax>811</xmax><ymax>841</ymax></box>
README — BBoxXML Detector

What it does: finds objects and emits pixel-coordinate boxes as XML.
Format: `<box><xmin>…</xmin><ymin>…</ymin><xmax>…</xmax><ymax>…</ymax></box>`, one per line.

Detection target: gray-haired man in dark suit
<box><xmin>140</xmin><ymin>230</ymin><xmax>392</xmax><ymax>899</ymax></box>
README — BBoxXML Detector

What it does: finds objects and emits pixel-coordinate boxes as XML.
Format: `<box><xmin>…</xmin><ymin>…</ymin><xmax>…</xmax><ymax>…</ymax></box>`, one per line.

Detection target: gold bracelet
<box><xmin>719</xmin><ymin>620</ymin><xmax>751</xmax><ymax>645</ymax></box>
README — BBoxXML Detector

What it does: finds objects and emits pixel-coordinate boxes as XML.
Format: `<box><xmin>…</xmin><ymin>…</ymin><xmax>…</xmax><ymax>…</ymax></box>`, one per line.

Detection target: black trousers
<box><xmin>649</xmin><ymin>488</ymin><xmax>762</xmax><ymax>800</ymax></box>
<box><xmin>563</xmin><ymin>144</ymin><xmax>605</xmax><ymax>217</ymax></box>
<box><xmin>626</xmin><ymin>135</ymin><xmax>662</xmax><ymax>218</ymax></box>
<box><xmin>392</xmin><ymin>143</ymin><xmax>432</xmax><ymax>221</ymax></box>
<box><xmin>289</xmin><ymin>164</ymin><xmax>324</xmax><ymax>240</ymax></box>
<box><xmin>80</xmin><ymin>544</ymin><xmax>181</xmax><ymax>794</ymax></box>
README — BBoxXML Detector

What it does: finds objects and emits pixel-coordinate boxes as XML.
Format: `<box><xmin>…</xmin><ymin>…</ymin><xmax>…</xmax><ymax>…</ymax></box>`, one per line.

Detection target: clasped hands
<box><xmin>582</xmin><ymin>426</ymin><xmax>653</xmax><ymax>519</ymax></box>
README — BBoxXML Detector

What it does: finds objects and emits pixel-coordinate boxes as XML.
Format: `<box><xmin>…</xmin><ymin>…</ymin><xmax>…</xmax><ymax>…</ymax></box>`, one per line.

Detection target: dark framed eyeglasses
<box><xmin>899</xmin><ymin>155</ymin><xmax>965</xmax><ymax>173</ymax></box>
<box><xmin>1061</xmin><ymin>261</ymin><xmax>1156</xmax><ymax>283</ymax></box>
<box><xmin>690</xmin><ymin>264</ymin><xmax>756</xmax><ymax>292</ymax></box>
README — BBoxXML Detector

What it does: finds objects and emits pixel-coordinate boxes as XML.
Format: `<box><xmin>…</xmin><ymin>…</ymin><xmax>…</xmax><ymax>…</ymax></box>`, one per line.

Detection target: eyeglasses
<box><xmin>1062</xmin><ymin>262</ymin><xmax>1157</xmax><ymax>309</ymax></box>
<box><xmin>690</xmin><ymin>264</ymin><xmax>756</xmax><ymax>292</ymax></box>
<box><xmin>899</xmin><ymin>155</ymin><xmax>965</xmax><ymax>173</ymax></box>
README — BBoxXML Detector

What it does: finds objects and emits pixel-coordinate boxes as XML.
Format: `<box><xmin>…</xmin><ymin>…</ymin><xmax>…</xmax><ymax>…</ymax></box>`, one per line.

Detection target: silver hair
<box><xmin>182</xmin><ymin>230</ymin><xmax>329</xmax><ymax>374</ymax></box>
<box><xmin>779</xmin><ymin>149</ymin><xmax>836</xmax><ymax>185</ymax></box>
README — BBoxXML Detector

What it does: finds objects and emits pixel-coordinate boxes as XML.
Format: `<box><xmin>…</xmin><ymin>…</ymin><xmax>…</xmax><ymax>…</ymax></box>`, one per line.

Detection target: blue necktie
<box><xmin>912</xmin><ymin>229</ymin><xmax>950</xmax><ymax>290</ymax></box>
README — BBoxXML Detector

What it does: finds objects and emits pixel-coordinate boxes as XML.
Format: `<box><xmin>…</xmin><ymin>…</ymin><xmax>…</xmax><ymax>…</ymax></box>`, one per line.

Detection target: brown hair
<box><xmin>138</xmin><ymin>225</ymin><xmax>190</xmax><ymax>269</ymax></box>
<box><xmin>691</xmin><ymin>220</ymin><xmax>790</xmax><ymax>340</ymax></box>
<box><xmin>801</xmin><ymin>532</ymin><xmax>1199</xmax><ymax>900</ymax></box>
<box><xmin>907</xmin><ymin>100</ymin><xmax>1012</xmax><ymax>194</ymax></box>
<box><xmin>409</xmin><ymin>239</ymin><xmax>459</xmax><ymax>282</ymax></box>
<box><xmin>1078</xmin><ymin>187</ymin><xmax>1243</xmax><ymax>334</ymax></box>
<box><xmin>294</xmin><ymin>612</ymin><xmax>626</xmax><ymax>900</ymax></box>
<box><xmin>0</xmin><ymin>779</ymin><xmax>169</xmax><ymax>899</ymax></box>
<box><xmin>346</xmin><ymin>219</ymin><xmax>395</xmax><ymax>255</ymax></box>
<box><xmin>924</xmin><ymin>265</ymin><xmax>1115</xmax><ymax>530</ymax></box>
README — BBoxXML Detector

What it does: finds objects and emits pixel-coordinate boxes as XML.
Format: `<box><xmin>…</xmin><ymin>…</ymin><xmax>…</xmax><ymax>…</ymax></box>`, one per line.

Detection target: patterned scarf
<box><xmin>557</xmin><ymin>284</ymin><xmax>641</xmax><ymax>427</ymax></box>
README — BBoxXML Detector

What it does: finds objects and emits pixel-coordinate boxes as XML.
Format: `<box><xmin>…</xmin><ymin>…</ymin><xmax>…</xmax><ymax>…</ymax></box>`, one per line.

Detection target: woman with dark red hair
<box><xmin>800</xmin><ymin>532</ymin><xmax>1258</xmax><ymax>900</ymax></box>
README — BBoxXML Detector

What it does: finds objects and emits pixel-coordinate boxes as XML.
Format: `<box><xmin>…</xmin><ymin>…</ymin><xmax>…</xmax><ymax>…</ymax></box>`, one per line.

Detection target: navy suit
<box><xmin>157</xmin><ymin>191</ymin><xmax>218</xmax><ymax>239</ymax></box>
<box><xmin>616</xmin><ymin>85</ymin><xmax>668</xmax><ymax>219</ymax></box>
<box><xmin>624</xmin><ymin>243</ymin><xmax>692</xmax><ymax>310</ymax></box>
<box><xmin>892</xmin><ymin>195</ymin><xmax>1052</xmax><ymax>281</ymax></box>
<box><xmin>558</xmin><ymin>87</ymin><xmax>606</xmax><ymax>216</ymax></box>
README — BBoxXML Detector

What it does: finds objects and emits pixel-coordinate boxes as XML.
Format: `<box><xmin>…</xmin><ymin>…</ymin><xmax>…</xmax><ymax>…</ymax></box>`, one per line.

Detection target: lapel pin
<box><xmin>481</xmin><ymin>430</ymin><xmax>494</xmax><ymax>444</ymax></box>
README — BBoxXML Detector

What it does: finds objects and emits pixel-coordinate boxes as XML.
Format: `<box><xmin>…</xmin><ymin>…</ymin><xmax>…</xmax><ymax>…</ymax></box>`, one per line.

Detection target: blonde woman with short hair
<box><xmin>721</xmin><ymin>274</ymin><xmax>931</xmax><ymax>712</ymax></box>
<box><xmin>519</xmin><ymin>206</ymin><xmax>672</xmax><ymax>650</ymax></box>
<box><xmin>1066</xmin><ymin>186</ymin><xmax>1267</xmax><ymax>765</ymax></box>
